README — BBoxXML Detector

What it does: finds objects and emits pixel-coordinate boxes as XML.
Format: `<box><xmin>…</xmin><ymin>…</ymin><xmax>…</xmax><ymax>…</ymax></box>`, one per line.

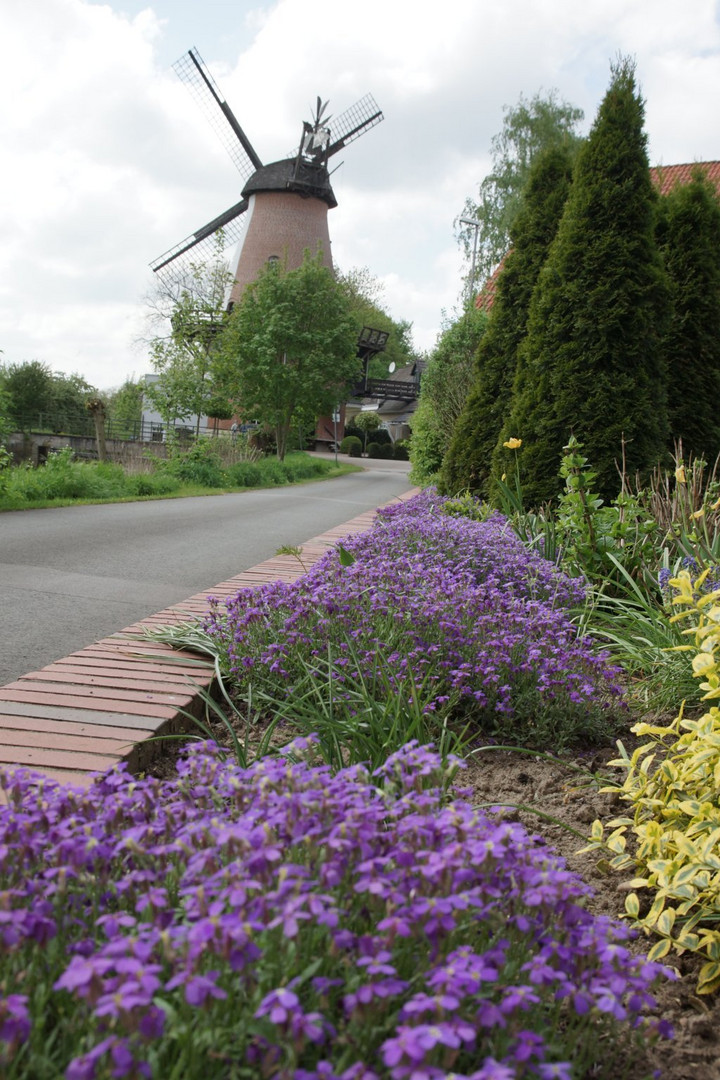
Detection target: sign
<box><xmin>364</xmin><ymin>378</ymin><xmax>419</xmax><ymax>400</ymax></box>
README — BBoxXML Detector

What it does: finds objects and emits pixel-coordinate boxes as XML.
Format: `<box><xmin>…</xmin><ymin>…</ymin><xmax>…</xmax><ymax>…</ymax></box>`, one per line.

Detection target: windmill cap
<box><xmin>242</xmin><ymin>158</ymin><xmax>337</xmax><ymax>208</ymax></box>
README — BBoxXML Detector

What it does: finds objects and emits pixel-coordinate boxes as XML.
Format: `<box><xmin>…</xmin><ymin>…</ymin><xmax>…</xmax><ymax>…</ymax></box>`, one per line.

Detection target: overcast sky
<box><xmin>1</xmin><ymin>0</ymin><xmax>719</xmax><ymax>391</ymax></box>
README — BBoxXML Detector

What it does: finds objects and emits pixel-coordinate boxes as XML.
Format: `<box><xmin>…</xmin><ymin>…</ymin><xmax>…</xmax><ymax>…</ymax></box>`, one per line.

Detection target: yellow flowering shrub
<box><xmin>581</xmin><ymin>569</ymin><xmax>720</xmax><ymax>993</ymax></box>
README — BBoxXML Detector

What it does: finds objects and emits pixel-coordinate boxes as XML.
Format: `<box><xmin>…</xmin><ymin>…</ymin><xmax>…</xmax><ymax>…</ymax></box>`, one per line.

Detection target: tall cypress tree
<box><xmin>656</xmin><ymin>169</ymin><xmax>720</xmax><ymax>460</ymax></box>
<box><xmin>440</xmin><ymin>144</ymin><xmax>574</xmax><ymax>496</ymax></box>
<box><xmin>496</xmin><ymin>58</ymin><xmax>670</xmax><ymax>505</ymax></box>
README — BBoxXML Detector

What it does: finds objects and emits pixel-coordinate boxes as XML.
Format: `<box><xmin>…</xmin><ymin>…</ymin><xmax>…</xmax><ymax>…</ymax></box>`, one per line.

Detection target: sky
<box><xmin>1</xmin><ymin>0</ymin><xmax>719</xmax><ymax>391</ymax></box>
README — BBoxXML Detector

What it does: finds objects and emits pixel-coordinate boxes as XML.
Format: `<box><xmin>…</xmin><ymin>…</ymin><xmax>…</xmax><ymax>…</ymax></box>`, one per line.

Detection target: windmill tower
<box><xmin>150</xmin><ymin>48</ymin><xmax>384</xmax><ymax>305</ymax></box>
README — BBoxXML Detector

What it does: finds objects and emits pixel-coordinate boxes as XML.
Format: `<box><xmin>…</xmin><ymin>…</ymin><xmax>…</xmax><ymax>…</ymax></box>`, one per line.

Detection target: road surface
<box><xmin>0</xmin><ymin>463</ymin><xmax>413</xmax><ymax>686</ymax></box>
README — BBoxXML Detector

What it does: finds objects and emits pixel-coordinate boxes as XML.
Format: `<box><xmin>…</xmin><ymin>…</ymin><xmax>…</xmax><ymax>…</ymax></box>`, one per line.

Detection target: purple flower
<box><xmin>382</xmin><ymin>1020</ymin><xmax>476</xmax><ymax>1066</ymax></box>
<box><xmin>537</xmin><ymin>1063</ymin><xmax>573</xmax><ymax>1080</ymax></box>
<box><xmin>0</xmin><ymin>994</ymin><xmax>30</xmax><ymax>1048</ymax></box>
<box><xmin>255</xmin><ymin>987</ymin><xmax>301</xmax><ymax>1024</ymax></box>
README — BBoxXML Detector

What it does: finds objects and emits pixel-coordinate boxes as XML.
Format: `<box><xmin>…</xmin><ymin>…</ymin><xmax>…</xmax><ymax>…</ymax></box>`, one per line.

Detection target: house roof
<box><xmin>475</xmin><ymin>257</ymin><xmax>506</xmax><ymax>312</ymax></box>
<box><xmin>474</xmin><ymin>160</ymin><xmax>720</xmax><ymax>313</ymax></box>
<box><xmin>650</xmin><ymin>161</ymin><xmax>720</xmax><ymax>196</ymax></box>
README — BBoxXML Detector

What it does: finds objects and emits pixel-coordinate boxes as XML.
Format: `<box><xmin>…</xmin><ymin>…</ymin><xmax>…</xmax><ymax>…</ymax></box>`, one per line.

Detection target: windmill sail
<box><xmin>150</xmin><ymin>199</ymin><xmax>249</xmax><ymax>279</ymax></box>
<box><xmin>326</xmin><ymin>94</ymin><xmax>383</xmax><ymax>157</ymax></box>
<box><xmin>173</xmin><ymin>48</ymin><xmax>262</xmax><ymax>180</ymax></box>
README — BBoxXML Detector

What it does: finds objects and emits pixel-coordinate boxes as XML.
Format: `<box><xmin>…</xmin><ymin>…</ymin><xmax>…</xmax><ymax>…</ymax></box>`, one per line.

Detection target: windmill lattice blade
<box><xmin>173</xmin><ymin>48</ymin><xmax>262</xmax><ymax>180</ymax></box>
<box><xmin>150</xmin><ymin>200</ymin><xmax>248</xmax><ymax>280</ymax></box>
<box><xmin>326</xmin><ymin>94</ymin><xmax>383</xmax><ymax>157</ymax></box>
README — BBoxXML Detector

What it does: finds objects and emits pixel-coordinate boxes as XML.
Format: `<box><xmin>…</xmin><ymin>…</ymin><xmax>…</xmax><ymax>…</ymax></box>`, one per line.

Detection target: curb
<box><xmin>0</xmin><ymin>490</ymin><xmax>419</xmax><ymax>789</ymax></box>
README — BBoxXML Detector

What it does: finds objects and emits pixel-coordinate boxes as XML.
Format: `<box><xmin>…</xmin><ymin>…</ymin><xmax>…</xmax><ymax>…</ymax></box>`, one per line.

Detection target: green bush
<box><xmin>367</xmin><ymin>442</ymin><xmax>393</xmax><ymax>459</ymax></box>
<box><xmin>1</xmin><ymin>449</ymin><xmax>128</xmax><ymax>503</ymax></box>
<box><xmin>163</xmin><ymin>440</ymin><xmax>226</xmax><ymax>488</ymax></box>
<box><xmin>345</xmin><ymin>424</ymin><xmax>391</xmax><ymax>447</ymax></box>
<box><xmin>225</xmin><ymin>461</ymin><xmax>264</xmax><ymax>487</ymax></box>
<box><xmin>340</xmin><ymin>435</ymin><xmax>362</xmax><ymax>456</ymax></box>
<box><xmin>127</xmin><ymin>472</ymin><xmax>181</xmax><ymax>497</ymax></box>
<box><xmin>258</xmin><ymin>460</ymin><xmax>289</xmax><ymax>486</ymax></box>
<box><xmin>496</xmin><ymin>60</ymin><xmax>670</xmax><ymax>506</ymax></box>
<box><xmin>0</xmin><ymin>446</ymin><xmax>343</xmax><ymax>508</ymax></box>
<box><xmin>442</xmin><ymin>145</ymin><xmax>573</xmax><ymax>498</ymax></box>
<box><xmin>393</xmin><ymin>439</ymin><xmax>410</xmax><ymax>460</ymax></box>
<box><xmin>582</xmin><ymin>568</ymin><xmax>720</xmax><ymax>994</ymax></box>
<box><xmin>280</xmin><ymin>454</ymin><xmax>327</xmax><ymax>480</ymax></box>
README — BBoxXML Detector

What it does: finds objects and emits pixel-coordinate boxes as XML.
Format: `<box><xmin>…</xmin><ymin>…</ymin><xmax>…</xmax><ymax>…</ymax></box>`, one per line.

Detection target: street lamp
<box><xmin>331</xmin><ymin>408</ymin><xmax>340</xmax><ymax>465</ymax></box>
<box><xmin>459</xmin><ymin>217</ymin><xmax>481</xmax><ymax>307</ymax></box>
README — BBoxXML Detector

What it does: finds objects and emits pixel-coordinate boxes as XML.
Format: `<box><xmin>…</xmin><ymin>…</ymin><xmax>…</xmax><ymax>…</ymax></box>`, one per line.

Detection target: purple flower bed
<box><xmin>1</xmin><ymin>741</ymin><xmax>671</xmax><ymax>1078</ymax></box>
<box><xmin>202</xmin><ymin>490</ymin><xmax>623</xmax><ymax>748</ymax></box>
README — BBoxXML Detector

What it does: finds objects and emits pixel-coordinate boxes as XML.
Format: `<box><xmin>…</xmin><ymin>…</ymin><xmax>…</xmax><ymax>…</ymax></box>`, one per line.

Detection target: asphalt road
<box><xmin>0</xmin><ymin>463</ymin><xmax>413</xmax><ymax>686</ymax></box>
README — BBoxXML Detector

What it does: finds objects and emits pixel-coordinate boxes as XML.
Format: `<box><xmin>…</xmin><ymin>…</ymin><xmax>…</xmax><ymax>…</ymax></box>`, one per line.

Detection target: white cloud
<box><xmin>0</xmin><ymin>0</ymin><xmax>718</xmax><ymax>386</ymax></box>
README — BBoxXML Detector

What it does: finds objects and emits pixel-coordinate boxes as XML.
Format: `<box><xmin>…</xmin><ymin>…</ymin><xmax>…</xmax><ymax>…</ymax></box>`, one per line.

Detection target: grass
<box><xmin>0</xmin><ymin>453</ymin><xmax>361</xmax><ymax>512</ymax></box>
<box><xmin>577</xmin><ymin>554</ymin><xmax>700</xmax><ymax>713</ymax></box>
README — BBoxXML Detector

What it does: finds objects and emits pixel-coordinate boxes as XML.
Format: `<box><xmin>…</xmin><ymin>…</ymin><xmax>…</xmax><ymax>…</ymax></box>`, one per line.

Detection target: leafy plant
<box><xmin>339</xmin><ymin>434</ymin><xmax>362</xmax><ymax>456</ymax></box>
<box><xmin>248</xmin><ymin>635</ymin><xmax>472</xmax><ymax>771</ymax></box>
<box><xmin>579</xmin><ymin>554</ymin><xmax>698</xmax><ymax>713</ymax></box>
<box><xmin>581</xmin><ymin>568</ymin><xmax>720</xmax><ymax>993</ymax></box>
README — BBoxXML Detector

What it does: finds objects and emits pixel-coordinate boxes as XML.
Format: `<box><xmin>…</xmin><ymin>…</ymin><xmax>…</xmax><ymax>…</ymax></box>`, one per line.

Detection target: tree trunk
<box><xmin>87</xmin><ymin>399</ymin><xmax>108</xmax><ymax>462</ymax></box>
<box><xmin>276</xmin><ymin>421</ymin><xmax>291</xmax><ymax>462</ymax></box>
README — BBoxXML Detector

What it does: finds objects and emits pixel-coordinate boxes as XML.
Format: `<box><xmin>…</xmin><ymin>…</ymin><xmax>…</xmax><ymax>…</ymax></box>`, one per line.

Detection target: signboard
<box><xmin>364</xmin><ymin>378</ymin><xmax>419</xmax><ymax>400</ymax></box>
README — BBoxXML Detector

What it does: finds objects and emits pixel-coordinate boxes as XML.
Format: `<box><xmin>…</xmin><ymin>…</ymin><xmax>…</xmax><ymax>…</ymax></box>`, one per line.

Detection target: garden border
<box><xmin>0</xmin><ymin>489</ymin><xmax>419</xmax><ymax>789</ymax></box>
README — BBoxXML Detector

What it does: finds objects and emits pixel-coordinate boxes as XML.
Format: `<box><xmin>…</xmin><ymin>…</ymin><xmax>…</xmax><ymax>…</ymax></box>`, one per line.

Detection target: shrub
<box><xmin>225</xmin><ymin>460</ymin><xmax>263</xmax><ymax>487</ymax></box>
<box><xmin>367</xmin><ymin>442</ymin><xmax>393</xmax><ymax>459</ymax></box>
<box><xmin>127</xmin><ymin>472</ymin><xmax>181</xmax><ymax>497</ymax></box>
<box><xmin>442</xmin><ymin>145</ymin><xmax>573</xmax><ymax>498</ymax></box>
<box><xmin>0</xmin><ymin>741</ymin><xmax>672</xmax><ymax>1078</ymax></box>
<box><xmin>392</xmin><ymin>439</ymin><xmax>410</xmax><ymax>461</ymax></box>
<box><xmin>279</xmin><ymin>454</ymin><xmax>328</xmax><ymax>480</ymax></box>
<box><xmin>339</xmin><ymin>435</ymin><xmax>362</xmax><ymax>456</ymax></box>
<box><xmin>583</xmin><ymin>567</ymin><xmax>720</xmax><ymax>993</ymax></box>
<box><xmin>257</xmin><ymin>459</ymin><xmax>289</xmax><ymax>486</ymax></box>
<box><xmin>1</xmin><ymin>449</ymin><xmax>128</xmax><ymax>503</ymax></box>
<box><xmin>497</xmin><ymin>60</ymin><xmax>670</xmax><ymax>506</ymax></box>
<box><xmin>164</xmin><ymin>440</ymin><xmax>225</xmax><ymax>488</ymax></box>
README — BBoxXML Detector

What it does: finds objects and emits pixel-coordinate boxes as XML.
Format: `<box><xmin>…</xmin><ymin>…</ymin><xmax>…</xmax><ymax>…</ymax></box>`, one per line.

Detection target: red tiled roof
<box><xmin>474</xmin><ymin>161</ymin><xmax>720</xmax><ymax>313</ymax></box>
<box><xmin>650</xmin><ymin>161</ymin><xmax>720</xmax><ymax>196</ymax></box>
<box><xmin>474</xmin><ymin>256</ymin><xmax>506</xmax><ymax>311</ymax></box>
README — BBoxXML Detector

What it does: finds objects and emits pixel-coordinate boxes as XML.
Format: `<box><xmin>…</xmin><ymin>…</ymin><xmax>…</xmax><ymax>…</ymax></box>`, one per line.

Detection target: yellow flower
<box><xmin>501</xmin><ymin>473</ymin><xmax>506</xmax><ymax>482</ymax></box>
<box><xmin>503</xmin><ymin>437</ymin><xmax>522</xmax><ymax>450</ymax></box>
<box><xmin>675</xmin><ymin>465</ymin><xmax>686</xmax><ymax>484</ymax></box>
<box><xmin>692</xmin><ymin>508</ymin><xmax>705</xmax><ymax>520</ymax></box>
<box><xmin>711</xmin><ymin>497</ymin><xmax>720</xmax><ymax>511</ymax></box>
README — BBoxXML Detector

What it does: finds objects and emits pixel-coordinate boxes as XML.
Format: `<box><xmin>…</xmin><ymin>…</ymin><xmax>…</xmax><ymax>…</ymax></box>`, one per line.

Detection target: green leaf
<box><xmin>338</xmin><ymin>544</ymin><xmax>356</xmax><ymax>567</ymax></box>
<box><xmin>624</xmin><ymin>892</ymin><xmax>640</xmax><ymax>918</ymax></box>
<box><xmin>672</xmin><ymin>864</ymin><xmax>700</xmax><ymax>888</ymax></box>
<box><xmin>697</xmin><ymin>960</ymin><xmax>720</xmax><ymax>994</ymax></box>
<box><xmin>647</xmin><ymin>938</ymin><xmax>672</xmax><ymax>961</ymax></box>
<box><xmin>675</xmin><ymin>930</ymin><xmax>700</xmax><ymax>952</ymax></box>
<box><xmin>657</xmin><ymin>908</ymin><xmax>676</xmax><ymax>936</ymax></box>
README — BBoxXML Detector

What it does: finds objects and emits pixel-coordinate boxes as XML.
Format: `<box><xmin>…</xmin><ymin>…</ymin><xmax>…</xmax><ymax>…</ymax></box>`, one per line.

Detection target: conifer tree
<box><xmin>496</xmin><ymin>58</ymin><xmax>670</xmax><ymax>505</ymax></box>
<box><xmin>656</xmin><ymin>169</ymin><xmax>720</xmax><ymax>460</ymax></box>
<box><xmin>440</xmin><ymin>145</ymin><xmax>574</xmax><ymax>495</ymax></box>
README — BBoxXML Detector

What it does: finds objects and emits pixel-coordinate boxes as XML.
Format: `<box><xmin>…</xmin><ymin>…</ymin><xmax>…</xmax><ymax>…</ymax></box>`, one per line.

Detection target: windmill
<box><xmin>150</xmin><ymin>48</ymin><xmax>384</xmax><ymax>307</ymax></box>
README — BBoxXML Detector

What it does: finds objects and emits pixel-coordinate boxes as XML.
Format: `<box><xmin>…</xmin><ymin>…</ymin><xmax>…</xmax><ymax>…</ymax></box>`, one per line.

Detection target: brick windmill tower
<box><xmin>150</xmin><ymin>48</ymin><xmax>384</xmax><ymax>305</ymax></box>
